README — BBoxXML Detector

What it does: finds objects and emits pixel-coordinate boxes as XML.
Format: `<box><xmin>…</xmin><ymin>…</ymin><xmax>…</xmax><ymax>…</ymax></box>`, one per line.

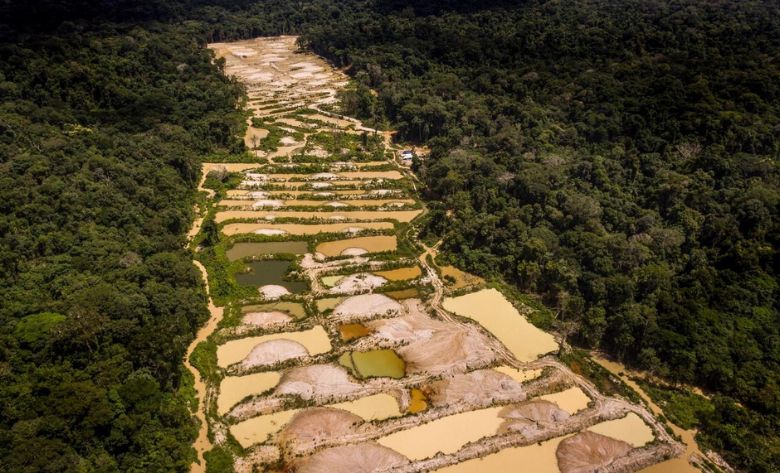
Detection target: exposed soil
<box><xmin>557</xmin><ymin>431</ymin><xmax>632</xmax><ymax>473</ymax></box>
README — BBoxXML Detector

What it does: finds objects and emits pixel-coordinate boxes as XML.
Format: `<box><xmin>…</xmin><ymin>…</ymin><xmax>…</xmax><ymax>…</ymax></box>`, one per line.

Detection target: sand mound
<box><xmin>556</xmin><ymin>431</ymin><xmax>633</xmax><ymax>473</ymax></box>
<box><xmin>297</xmin><ymin>442</ymin><xmax>407</xmax><ymax>473</ymax></box>
<box><xmin>326</xmin><ymin>201</ymin><xmax>349</xmax><ymax>208</ymax></box>
<box><xmin>333</xmin><ymin>294</ymin><xmax>402</xmax><ymax>320</ymax></box>
<box><xmin>314</xmin><ymin>192</ymin><xmax>334</xmax><ymax>197</ymax></box>
<box><xmin>259</xmin><ymin>285</ymin><xmax>291</xmax><ymax>299</ymax></box>
<box><xmin>275</xmin><ymin>364</ymin><xmax>361</xmax><ymax>400</ymax></box>
<box><xmin>280</xmin><ymin>137</ymin><xmax>298</xmax><ymax>145</ymax></box>
<box><xmin>428</xmin><ymin>369</ymin><xmax>523</xmax><ymax>405</ymax></box>
<box><xmin>248</xmin><ymin>191</ymin><xmax>270</xmax><ymax>199</ymax></box>
<box><xmin>330</xmin><ymin>273</ymin><xmax>387</xmax><ymax>294</ymax></box>
<box><xmin>376</xmin><ymin>312</ymin><xmax>497</xmax><ymax>375</ymax></box>
<box><xmin>311</xmin><ymin>172</ymin><xmax>337</xmax><ymax>180</ymax></box>
<box><xmin>242</xmin><ymin>311</ymin><xmax>292</xmax><ymax>327</ymax></box>
<box><xmin>246</xmin><ymin>173</ymin><xmax>267</xmax><ymax>181</ymax></box>
<box><xmin>278</xmin><ymin>407</ymin><xmax>363</xmax><ymax>449</ymax></box>
<box><xmin>312</xmin><ymin>182</ymin><xmax>332</xmax><ymax>189</ymax></box>
<box><xmin>252</xmin><ymin>199</ymin><xmax>284</xmax><ymax>208</ymax></box>
<box><xmin>254</xmin><ymin>229</ymin><xmax>288</xmax><ymax>236</ymax></box>
<box><xmin>241</xmin><ymin>180</ymin><xmax>264</xmax><ymax>188</ymax></box>
<box><xmin>370</xmin><ymin>189</ymin><xmax>394</xmax><ymax>196</ymax></box>
<box><xmin>240</xmin><ymin>339</ymin><xmax>309</xmax><ymax>369</ymax></box>
<box><xmin>398</xmin><ymin>324</ymin><xmax>495</xmax><ymax>374</ymax></box>
<box><xmin>329</xmin><ymin>215</ymin><xmax>347</xmax><ymax>221</ymax></box>
<box><xmin>498</xmin><ymin>400</ymin><xmax>570</xmax><ymax>434</ymax></box>
<box><xmin>309</xmin><ymin>147</ymin><xmax>330</xmax><ymax>158</ymax></box>
<box><xmin>341</xmin><ymin>226</ymin><xmax>365</xmax><ymax>234</ymax></box>
<box><xmin>340</xmin><ymin>247</ymin><xmax>368</xmax><ymax>256</ymax></box>
<box><xmin>366</xmin><ymin>303</ymin><xmax>442</xmax><ymax>342</ymax></box>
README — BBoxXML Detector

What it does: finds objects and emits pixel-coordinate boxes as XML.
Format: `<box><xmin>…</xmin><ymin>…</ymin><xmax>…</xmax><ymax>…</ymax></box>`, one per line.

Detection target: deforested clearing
<box><xmin>182</xmin><ymin>33</ymin><xmax>687</xmax><ymax>473</ymax></box>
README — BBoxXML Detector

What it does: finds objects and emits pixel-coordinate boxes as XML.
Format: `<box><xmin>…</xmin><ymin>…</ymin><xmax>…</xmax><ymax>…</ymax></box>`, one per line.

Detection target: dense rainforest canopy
<box><xmin>0</xmin><ymin>4</ymin><xmax>245</xmax><ymax>472</ymax></box>
<box><xmin>295</xmin><ymin>1</ymin><xmax>780</xmax><ymax>470</ymax></box>
<box><xmin>1</xmin><ymin>0</ymin><xmax>778</xmax><ymax>471</ymax></box>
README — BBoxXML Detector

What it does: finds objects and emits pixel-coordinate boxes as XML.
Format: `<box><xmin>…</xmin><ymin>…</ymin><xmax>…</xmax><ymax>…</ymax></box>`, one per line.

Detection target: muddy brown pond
<box><xmin>226</xmin><ymin>241</ymin><xmax>309</xmax><ymax>260</ymax></box>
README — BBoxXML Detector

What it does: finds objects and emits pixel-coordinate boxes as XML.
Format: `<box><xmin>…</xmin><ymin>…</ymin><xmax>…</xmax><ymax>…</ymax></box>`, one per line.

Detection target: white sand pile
<box><xmin>340</xmin><ymin>247</ymin><xmax>368</xmax><ymax>256</ymax></box>
<box><xmin>275</xmin><ymin>364</ymin><xmax>361</xmax><ymax>400</ymax></box>
<box><xmin>329</xmin><ymin>215</ymin><xmax>347</xmax><ymax>221</ymax></box>
<box><xmin>397</xmin><ymin>322</ymin><xmax>495</xmax><ymax>375</ymax></box>
<box><xmin>259</xmin><ymin>285</ymin><xmax>291</xmax><ymax>299</ymax></box>
<box><xmin>249</xmin><ymin>191</ymin><xmax>270</xmax><ymax>199</ymax></box>
<box><xmin>331</xmin><ymin>162</ymin><xmax>356</xmax><ymax>171</ymax></box>
<box><xmin>280</xmin><ymin>136</ymin><xmax>298</xmax><ymax>145</ymax></box>
<box><xmin>242</xmin><ymin>311</ymin><xmax>292</xmax><ymax>327</ymax></box>
<box><xmin>278</xmin><ymin>408</ymin><xmax>363</xmax><ymax>450</ymax></box>
<box><xmin>309</xmin><ymin>147</ymin><xmax>330</xmax><ymax>158</ymax></box>
<box><xmin>254</xmin><ymin>229</ymin><xmax>288</xmax><ymax>236</ymax></box>
<box><xmin>428</xmin><ymin>369</ymin><xmax>523</xmax><ymax>406</ymax></box>
<box><xmin>326</xmin><ymin>202</ymin><xmax>348</xmax><ymax>208</ymax></box>
<box><xmin>310</xmin><ymin>172</ymin><xmax>337</xmax><ymax>180</ymax></box>
<box><xmin>312</xmin><ymin>182</ymin><xmax>332</xmax><ymax>189</ymax></box>
<box><xmin>556</xmin><ymin>431</ymin><xmax>632</xmax><ymax>473</ymax></box>
<box><xmin>498</xmin><ymin>400</ymin><xmax>570</xmax><ymax>434</ymax></box>
<box><xmin>330</xmin><ymin>274</ymin><xmax>387</xmax><ymax>295</ymax></box>
<box><xmin>333</xmin><ymin>294</ymin><xmax>401</xmax><ymax>321</ymax></box>
<box><xmin>370</xmin><ymin>189</ymin><xmax>395</xmax><ymax>196</ymax></box>
<box><xmin>297</xmin><ymin>442</ymin><xmax>408</xmax><ymax>473</ymax></box>
<box><xmin>246</xmin><ymin>173</ymin><xmax>267</xmax><ymax>181</ymax></box>
<box><xmin>252</xmin><ymin>199</ymin><xmax>284</xmax><ymax>208</ymax></box>
<box><xmin>314</xmin><ymin>192</ymin><xmax>335</xmax><ymax>197</ymax></box>
<box><xmin>341</xmin><ymin>226</ymin><xmax>364</xmax><ymax>234</ymax></box>
<box><xmin>365</xmin><ymin>306</ymin><xmax>496</xmax><ymax>374</ymax></box>
<box><xmin>239</xmin><ymin>339</ymin><xmax>309</xmax><ymax>369</ymax></box>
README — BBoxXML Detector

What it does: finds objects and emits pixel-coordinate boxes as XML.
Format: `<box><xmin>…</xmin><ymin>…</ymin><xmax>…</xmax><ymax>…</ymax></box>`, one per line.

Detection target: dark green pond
<box><xmin>235</xmin><ymin>260</ymin><xmax>308</xmax><ymax>293</ymax></box>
